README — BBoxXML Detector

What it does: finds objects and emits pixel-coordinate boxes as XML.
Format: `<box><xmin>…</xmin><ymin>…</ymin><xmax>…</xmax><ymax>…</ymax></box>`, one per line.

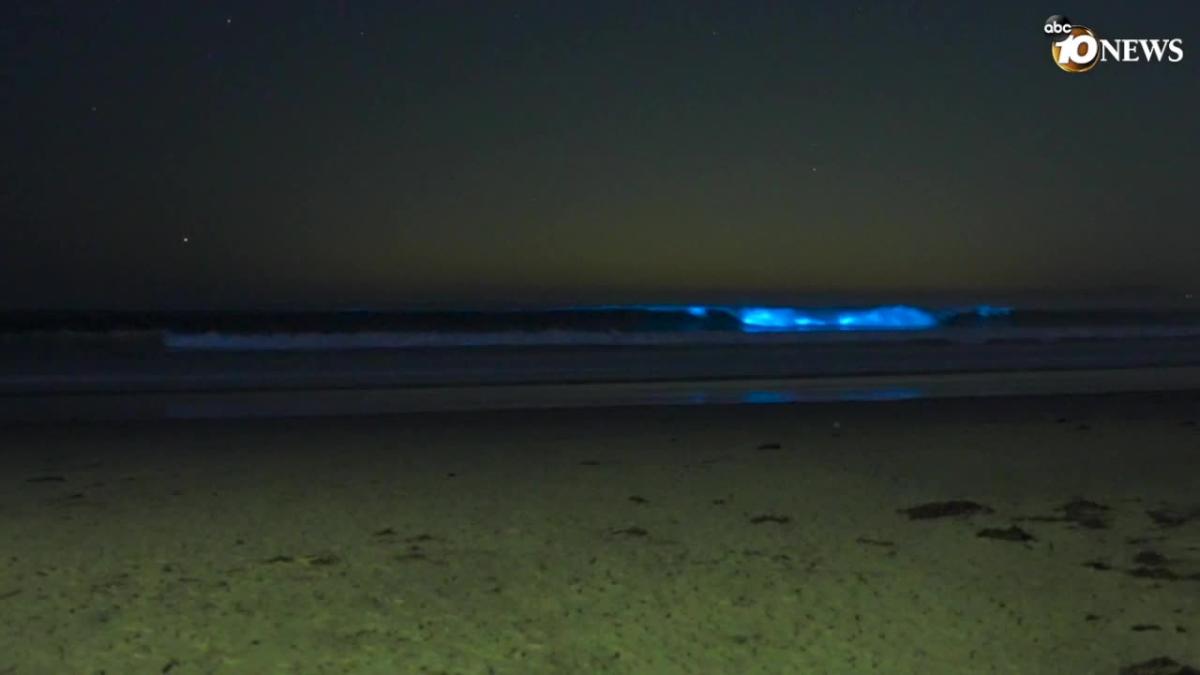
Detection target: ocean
<box><xmin>2</xmin><ymin>302</ymin><xmax>1199</xmax><ymax>420</ymax></box>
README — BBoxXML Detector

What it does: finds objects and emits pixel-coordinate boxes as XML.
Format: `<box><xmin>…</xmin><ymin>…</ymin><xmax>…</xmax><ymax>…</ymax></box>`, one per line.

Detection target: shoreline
<box><xmin>1</xmin><ymin>366</ymin><xmax>1199</xmax><ymax>424</ymax></box>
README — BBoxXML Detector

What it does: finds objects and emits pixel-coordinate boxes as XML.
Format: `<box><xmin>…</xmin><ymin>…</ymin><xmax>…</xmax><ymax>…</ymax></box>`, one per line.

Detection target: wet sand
<box><xmin>1</xmin><ymin>391</ymin><xmax>1199</xmax><ymax>674</ymax></box>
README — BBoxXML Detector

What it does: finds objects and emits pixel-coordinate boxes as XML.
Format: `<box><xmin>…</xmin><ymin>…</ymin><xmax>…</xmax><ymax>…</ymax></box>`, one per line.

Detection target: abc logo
<box><xmin>1043</xmin><ymin>14</ymin><xmax>1073</xmax><ymax>36</ymax></box>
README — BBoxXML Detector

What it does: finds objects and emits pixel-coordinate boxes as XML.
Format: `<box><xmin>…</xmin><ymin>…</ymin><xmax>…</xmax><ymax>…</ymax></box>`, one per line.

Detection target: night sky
<box><xmin>3</xmin><ymin>1</ymin><xmax>1198</xmax><ymax>310</ymax></box>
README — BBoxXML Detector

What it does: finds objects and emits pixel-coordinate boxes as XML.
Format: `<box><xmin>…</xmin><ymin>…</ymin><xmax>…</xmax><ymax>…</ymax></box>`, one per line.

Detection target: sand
<box><xmin>1</xmin><ymin>391</ymin><xmax>1198</xmax><ymax>674</ymax></box>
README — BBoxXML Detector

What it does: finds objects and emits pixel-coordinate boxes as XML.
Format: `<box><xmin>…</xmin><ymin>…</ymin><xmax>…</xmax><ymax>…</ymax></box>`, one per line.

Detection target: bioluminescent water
<box><xmin>734</xmin><ymin>305</ymin><xmax>937</xmax><ymax>331</ymax></box>
<box><xmin>26</xmin><ymin>302</ymin><xmax>1200</xmax><ymax>353</ymax></box>
<box><xmin>616</xmin><ymin>304</ymin><xmax>1009</xmax><ymax>332</ymax></box>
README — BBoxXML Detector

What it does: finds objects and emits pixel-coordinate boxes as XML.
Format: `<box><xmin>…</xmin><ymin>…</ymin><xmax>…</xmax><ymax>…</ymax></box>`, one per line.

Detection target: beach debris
<box><xmin>371</xmin><ymin>527</ymin><xmax>397</xmax><ymax>537</ymax></box>
<box><xmin>1134</xmin><ymin>550</ymin><xmax>1169</xmax><ymax>566</ymax></box>
<box><xmin>898</xmin><ymin>500</ymin><xmax>993</xmax><ymax>520</ymax></box>
<box><xmin>1132</xmin><ymin>624</ymin><xmax>1163</xmax><ymax>632</ymax></box>
<box><xmin>1118</xmin><ymin>656</ymin><xmax>1200</xmax><ymax>675</ymax></box>
<box><xmin>262</xmin><ymin>552</ymin><xmax>339</xmax><ymax>566</ymax></box>
<box><xmin>301</xmin><ymin>553</ymin><xmax>339</xmax><ymax>566</ymax></box>
<box><xmin>977</xmin><ymin>526</ymin><xmax>1036</xmax><ymax>542</ymax></box>
<box><xmin>579</xmin><ymin>459</ymin><xmax>619</xmax><ymax>467</ymax></box>
<box><xmin>610</xmin><ymin>526</ymin><xmax>648</xmax><ymax>537</ymax></box>
<box><xmin>855</xmin><ymin>537</ymin><xmax>895</xmax><ymax>547</ymax></box>
<box><xmin>1060</xmin><ymin>498</ymin><xmax>1111</xmax><ymax>528</ymax></box>
<box><xmin>1147</xmin><ymin>507</ymin><xmax>1199</xmax><ymax>528</ymax></box>
<box><xmin>711</xmin><ymin>499</ymin><xmax>727</xmax><ymax>506</ymax></box>
<box><xmin>24</xmin><ymin>475</ymin><xmax>66</xmax><ymax>483</ymax></box>
<box><xmin>1128</xmin><ymin>567</ymin><xmax>1182</xmax><ymax>581</ymax></box>
<box><xmin>628</xmin><ymin>495</ymin><xmax>648</xmax><ymax>504</ymax></box>
<box><xmin>161</xmin><ymin>658</ymin><xmax>180</xmax><ymax>673</ymax></box>
<box><xmin>1020</xmin><ymin>498</ymin><xmax>1115</xmax><ymax>529</ymax></box>
<box><xmin>1147</xmin><ymin>509</ymin><xmax>1187</xmax><ymax>527</ymax></box>
<box><xmin>47</xmin><ymin>492</ymin><xmax>86</xmax><ymax>505</ymax></box>
<box><xmin>1084</xmin><ymin>613</ymin><xmax>1102</xmax><ymax>621</ymax></box>
<box><xmin>749</xmin><ymin>514</ymin><xmax>790</xmax><ymax>525</ymax></box>
<box><xmin>1083</xmin><ymin>560</ymin><xmax>1113</xmax><ymax>571</ymax></box>
<box><xmin>755</xmin><ymin>442</ymin><xmax>782</xmax><ymax>450</ymax></box>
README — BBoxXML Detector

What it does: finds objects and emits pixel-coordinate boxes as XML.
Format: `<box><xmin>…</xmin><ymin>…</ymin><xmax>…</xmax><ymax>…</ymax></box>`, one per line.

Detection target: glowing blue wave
<box><xmin>628</xmin><ymin>304</ymin><xmax>997</xmax><ymax>332</ymax></box>
<box><xmin>734</xmin><ymin>305</ymin><xmax>938</xmax><ymax>331</ymax></box>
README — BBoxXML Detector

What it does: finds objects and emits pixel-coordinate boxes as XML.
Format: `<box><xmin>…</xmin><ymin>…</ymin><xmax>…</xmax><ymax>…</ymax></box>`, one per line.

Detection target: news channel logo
<box><xmin>1042</xmin><ymin>14</ymin><xmax>1184</xmax><ymax>73</ymax></box>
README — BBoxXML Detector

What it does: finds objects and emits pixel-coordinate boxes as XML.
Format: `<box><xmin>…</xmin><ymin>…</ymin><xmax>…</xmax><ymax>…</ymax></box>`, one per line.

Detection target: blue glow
<box><xmin>734</xmin><ymin>305</ymin><xmax>938</xmax><ymax>332</ymax></box>
<box><xmin>577</xmin><ymin>303</ymin><xmax>1013</xmax><ymax>333</ymax></box>
<box><xmin>975</xmin><ymin>304</ymin><xmax>1013</xmax><ymax>318</ymax></box>
<box><xmin>840</xmin><ymin>387</ymin><xmax>923</xmax><ymax>402</ymax></box>
<box><xmin>741</xmin><ymin>390</ymin><xmax>797</xmax><ymax>405</ymax></box>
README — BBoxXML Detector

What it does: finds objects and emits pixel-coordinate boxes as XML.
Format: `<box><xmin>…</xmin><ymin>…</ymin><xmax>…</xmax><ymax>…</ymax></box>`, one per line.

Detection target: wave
<box><xmin>158</xmin><ymin>304</ymin><xmax>1200</xmax><ymax>351</ymax></box>
<box><xmin>7</xmin><ymin>304</ymin><xmax>1200</xmax><ymax>351</ymax></box>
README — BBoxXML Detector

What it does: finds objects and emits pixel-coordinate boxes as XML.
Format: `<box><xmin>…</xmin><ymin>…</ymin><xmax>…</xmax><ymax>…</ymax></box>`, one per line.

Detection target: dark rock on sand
<box><xmin>1128</xmin><ymin>567</ymin><xmax>1182</xmax><ymax>581</ymax></box>
<box><xmin>1134</xmin><ymin>550</ymin><xmax>1169</xmax><ymax>566</ymax></box>
<box><xmin>1118</xmin><ymin>656</ymin><xmax>1200</xmax><ymax>675</ymax></box>
<box><xmin>1147</xmin><ymin>507</ymin><xmax>1199</xmax><ymax>528</ymax></box>
<box><xmin>1059</xmin><ymin>498</ymin><xmax>1112</xmax><ymax>529</ymax></box>
<box><xmin>855</xmin><ymin>537</ymin><xmax>895</xmax><ymax>547</ymax></box>
<box><xmin>749</xmin><ymin>514</ymin><xmax>790</xmax><ymax>525</ymax></box>
<box><xmin>899</xmin><ymin>500</ymin><xmax>994</xmax><ymax>520</ymax></box>
<box><xmin>977</xmin><ymin>526</ymin><xmax>1036</xmax><ymax>542</ymax></box>
<box><xmin>303</xmin><ymin>553</ymin><xmax>339</xmax><ymax>566</ymax></box>
<box><xmin>1035</xmin><ymin>499</ymin><xmax>1117</xmax><ymax>529</ymax></box>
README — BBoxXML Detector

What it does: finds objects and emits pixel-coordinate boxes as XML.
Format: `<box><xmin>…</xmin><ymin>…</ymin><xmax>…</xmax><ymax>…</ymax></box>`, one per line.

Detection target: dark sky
<box><xmin>2</xmin><ymin>1</ymin><xmax>1198</xmax><ymax>309</ymax></box>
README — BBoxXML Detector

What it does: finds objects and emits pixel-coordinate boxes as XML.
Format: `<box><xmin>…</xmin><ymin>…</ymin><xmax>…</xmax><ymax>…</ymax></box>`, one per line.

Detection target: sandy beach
<box><xmin>2</xmin><ymin>391</ymin><xmax>1198</xmax><ymax>674</ymax></box>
